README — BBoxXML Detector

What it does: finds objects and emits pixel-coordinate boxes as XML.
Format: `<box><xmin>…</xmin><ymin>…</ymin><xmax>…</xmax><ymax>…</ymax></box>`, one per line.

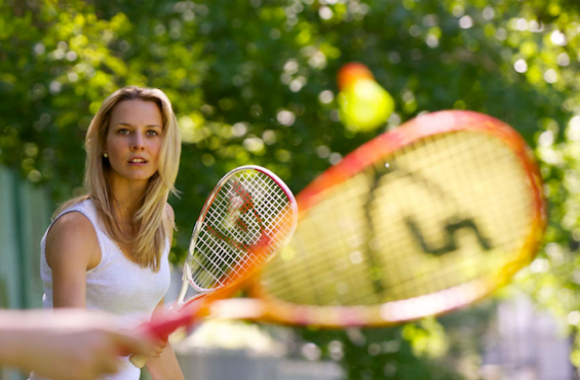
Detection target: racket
<box><xmin>130</xmin><ymin>165</ymin><xmax>298</xmax><ymax>367</ymax></box>
<box><xmin>192</xmin><ymin>110</ymin><xmax>546</xmax><ymax>327</ymax></box>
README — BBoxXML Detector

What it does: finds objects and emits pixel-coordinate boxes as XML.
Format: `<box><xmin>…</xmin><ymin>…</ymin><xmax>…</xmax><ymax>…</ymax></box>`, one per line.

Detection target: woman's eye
<box><xmin>118</xmin><ymin>128</ymin><xmax>130</xmax><ymax>135</ymax></box>
<box><xmin>147</xmin><ymin>130</ymin><xmax>159</xmax><ymax>137</ymax></box>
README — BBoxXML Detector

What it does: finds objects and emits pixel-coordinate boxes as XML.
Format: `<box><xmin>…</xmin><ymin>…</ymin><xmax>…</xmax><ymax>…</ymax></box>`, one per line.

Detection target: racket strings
<box><xmin>244</xmin><ymin>174</ymin><xmax>294</xmax><ymax>236</ymax></box>
<box><xmin>260</xmin><ymin>131</ymin><xmax>536</xmax><ymax>308</ymax></box>
<box><xmin>194</xmin><ymin>174</ymin><xmax>270</xmax><ymax>280</ymax></box>
<box><xmin>192</xmin><ymin>179</ymin><xmax>257</xmax><ymax>286</ymax></box>
<box><xmin>188</xmin><ymin>169</ymin><xmax>295</xmax><ymax>290</ymax></box>
<box><xmin>381</xmin><ymin>133</ymin><xmax>529</xmax><ymax>300</ymax></box>
<box><xmin>380</xmin><ymin>134</ymin><xmax>476</xmax><ymax>296</ymax></box>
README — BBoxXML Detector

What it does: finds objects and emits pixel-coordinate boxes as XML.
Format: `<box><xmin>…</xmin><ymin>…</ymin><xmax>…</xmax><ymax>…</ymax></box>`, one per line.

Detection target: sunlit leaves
<box><xmin>4</xmin><ymin>0</ymin><xmax>580</xmax><ymax>376</ymax></box>
<box><xmin>402</xmin><ymin>319</ymin><xmax>449</xmax><ymax>359</ymax></box>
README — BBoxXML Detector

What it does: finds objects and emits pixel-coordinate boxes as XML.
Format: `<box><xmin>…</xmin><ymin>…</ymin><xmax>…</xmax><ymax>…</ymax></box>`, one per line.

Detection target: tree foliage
<box><xmin>3</xmin><ymin>0</ymin><xmax>580</xmax><ymax>377</ymax></box>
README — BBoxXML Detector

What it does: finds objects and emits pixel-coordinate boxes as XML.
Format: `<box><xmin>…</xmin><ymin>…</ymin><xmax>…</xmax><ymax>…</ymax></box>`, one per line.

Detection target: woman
<box><xmin>31</xmin><ymin>86</ymin><xmax>185</xmax><ymax>380</ymax></box>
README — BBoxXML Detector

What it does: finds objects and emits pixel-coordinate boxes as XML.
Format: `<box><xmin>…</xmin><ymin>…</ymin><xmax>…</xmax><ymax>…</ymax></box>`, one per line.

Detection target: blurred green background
<box><xmin>3</xmin><ymin>0</ymin><xmax>580</xmax><ymax>378</ymax></box>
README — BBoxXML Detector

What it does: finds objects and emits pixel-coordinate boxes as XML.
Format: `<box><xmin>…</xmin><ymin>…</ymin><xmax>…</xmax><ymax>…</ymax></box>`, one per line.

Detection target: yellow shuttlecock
<box><xmin>337</xmin><ymin>62</ymin><xmax>395</xmax><ymax>133</ymax></box>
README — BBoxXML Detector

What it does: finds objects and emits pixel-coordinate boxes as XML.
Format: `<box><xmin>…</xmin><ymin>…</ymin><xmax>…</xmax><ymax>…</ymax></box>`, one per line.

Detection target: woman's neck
<box><xmin>109</xmin><ymin>177</ymin><xmax>148</xmax><ymax>222</ymax></box>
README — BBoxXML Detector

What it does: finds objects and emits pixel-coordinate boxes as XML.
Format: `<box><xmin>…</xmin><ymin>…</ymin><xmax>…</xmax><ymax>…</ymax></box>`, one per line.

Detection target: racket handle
<box><xmin>130</xmin><ymin>354</ymin><xmax>148</xmax><ymax>368</ymax></box>
<box><xmin>129</xmin><ymin>315</ymin><xmax>195</xmax><ymax>368</ymax></box>
<box><xmin>128</xmin><ymin>301</ymin><xmax>203</xmax><ymax>368</ymax></box>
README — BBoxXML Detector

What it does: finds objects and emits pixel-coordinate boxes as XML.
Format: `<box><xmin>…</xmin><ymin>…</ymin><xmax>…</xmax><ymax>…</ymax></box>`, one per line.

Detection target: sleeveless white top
<box><xmin>31</xmin><ymin>199</ymin><xmax>171</xmax><ymax>380</ymax></box>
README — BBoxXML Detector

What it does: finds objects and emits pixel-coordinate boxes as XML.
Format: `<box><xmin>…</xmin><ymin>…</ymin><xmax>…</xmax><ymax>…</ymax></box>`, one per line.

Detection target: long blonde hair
<box><xmin>56</xmin><ymin>86</ymin><xmax>181</xmax><ymax>271</ymax></box>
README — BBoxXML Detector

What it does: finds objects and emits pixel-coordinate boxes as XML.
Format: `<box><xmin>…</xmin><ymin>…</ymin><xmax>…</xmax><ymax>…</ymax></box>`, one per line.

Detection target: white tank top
<box><xmin>31</xmin><ymin>199</ymin><xmax>171</xmax><ymax>380</ymax></box>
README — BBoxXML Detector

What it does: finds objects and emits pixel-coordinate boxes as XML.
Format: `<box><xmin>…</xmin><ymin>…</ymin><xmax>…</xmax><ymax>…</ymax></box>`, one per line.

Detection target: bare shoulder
<box><xmin>48</xmin><ymin>212</ymin><xmax>96</xmax><ymax>241</ymax></box>
<box><xmin>46</xmin><ymin>212</ymin><xmax>100</xmax><ymax>270</ymax></box>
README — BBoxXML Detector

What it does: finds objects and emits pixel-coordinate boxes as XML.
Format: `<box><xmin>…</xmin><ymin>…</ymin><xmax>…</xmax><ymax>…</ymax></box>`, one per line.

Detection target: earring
<box><xmin>103</xmin><ymin>152</ymin><xmax>108</xmax><ymax>158</ymax></box>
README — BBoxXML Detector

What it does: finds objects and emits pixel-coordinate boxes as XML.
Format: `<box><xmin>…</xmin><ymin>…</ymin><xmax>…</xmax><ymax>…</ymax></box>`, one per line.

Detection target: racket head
<box><xmin>181</xmin><ymin>165</ymin><xmax>298</xmax><ymax>301</ymax></box>
<box><xmin>242</xmin><ymin>110</ymin><xmax>546</xmax><ymax>327</ymax></box>
<box><xmin>130</xmin><ymin>166</ymin><xmax>297</xmax><ymax>368</ymax></box>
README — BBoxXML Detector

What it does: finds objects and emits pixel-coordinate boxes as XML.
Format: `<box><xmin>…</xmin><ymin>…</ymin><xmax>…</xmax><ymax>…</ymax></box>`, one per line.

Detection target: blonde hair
<box><xmin>56</xmin><ymin>86</ymin><xmax>181</xmax><ymax>271</ymax></box>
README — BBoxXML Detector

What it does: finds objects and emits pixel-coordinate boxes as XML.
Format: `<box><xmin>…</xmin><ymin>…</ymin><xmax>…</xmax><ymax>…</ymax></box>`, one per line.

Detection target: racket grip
<box><xmin>129</xmin><ymin>316</ymin><xmax>192</xmax><ymax>368</ymax></box>
<box><xmin>129</xmin><ymin>304</ymin><xmax>202</xmax><ymax>368</ymax></box>
<box><xmin>147</xmin><ymin>312</ymin><xmax>196</xmax><ymax>337</ymax></box>
<box><xmin>130</xmin><ymin>354</ymin><xmax>148</xmax><ymax>368</ymax></box>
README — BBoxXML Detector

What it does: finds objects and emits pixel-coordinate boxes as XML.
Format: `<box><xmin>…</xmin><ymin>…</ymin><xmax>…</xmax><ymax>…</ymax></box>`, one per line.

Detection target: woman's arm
<box><xmin>47</xmin><ymin>212</ymin><xmax>167</xmax><ymax>365</ymax></box>
<box><xmin>45</xmin><ymin>212</ymin><xmax>101</xmax><ymax>308</ymax></box>
<box><xmin>144</xmin><ymin>300</ymin><xmax>185</xmax><ymax>380</ymax></box>
<box><xmin>145</xmin><ymin>203</ymin><xmax>185</xmax><ymax>380</ymax></box>
<box><xmin>145</xmin><ymin>344</ymin><xmax>184</xmax><ymax>380</ymax></box>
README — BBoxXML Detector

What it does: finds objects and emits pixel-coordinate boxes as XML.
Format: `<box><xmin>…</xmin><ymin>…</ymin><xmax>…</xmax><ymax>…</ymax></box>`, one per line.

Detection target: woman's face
<box><xmin>105</xmin><ymin>99</ymin><xmax>164</xmax><ymax>186</ymax></box>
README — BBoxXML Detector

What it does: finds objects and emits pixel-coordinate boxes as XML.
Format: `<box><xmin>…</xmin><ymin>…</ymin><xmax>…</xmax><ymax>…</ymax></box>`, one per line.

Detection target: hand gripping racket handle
<box><xmin>129</xmin><ymin>300</ymin><xmax>204</xmax><ymax>368</ymax></box>
<box><xmin>130</xmin><ymin>232</ymin><xmax>282</xmax><ymax>367</ymax></box>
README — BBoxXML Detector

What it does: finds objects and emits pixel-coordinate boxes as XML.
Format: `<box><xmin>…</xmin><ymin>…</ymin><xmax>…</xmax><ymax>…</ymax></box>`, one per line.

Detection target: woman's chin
<box><xmin>113</xmin><ymin>171</ymin><xmax>156</xmax><ymax>183</ymax></box>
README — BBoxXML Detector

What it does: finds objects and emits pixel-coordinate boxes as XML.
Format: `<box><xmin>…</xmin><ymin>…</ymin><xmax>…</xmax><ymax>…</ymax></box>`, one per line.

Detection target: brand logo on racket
<box><xmin>405</xmin><ymin>216</ymin><xmax>493</xmax><ymax>256</ymax></box>
<box><xmin>364</xmin><ymin>163</ymin><xmax>494</xmax><ymax>263</ymax></box>
<box><xmin>207</xmin><ymin>180</ymin><xmax>265</xmax><ymax>251</ymax></box>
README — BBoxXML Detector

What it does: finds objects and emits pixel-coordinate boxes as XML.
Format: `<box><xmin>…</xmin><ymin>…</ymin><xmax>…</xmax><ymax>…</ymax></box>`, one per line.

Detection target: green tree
<box><xmin>4</xmin><ymin>0</ymin><xmax>580</xmax><ymax>378</ymax></box>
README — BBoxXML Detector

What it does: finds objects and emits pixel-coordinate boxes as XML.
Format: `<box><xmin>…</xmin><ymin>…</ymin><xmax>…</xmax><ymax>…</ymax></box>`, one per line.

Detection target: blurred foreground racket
<box><xmin>203</xmin><ymin>110</ymin><xmax>546</xmax><ymax>327</ymax></box>
<box><xmin>130</xmin><ymin>165</ymin><xmax>297</xmax><ymax>367</ymax></box>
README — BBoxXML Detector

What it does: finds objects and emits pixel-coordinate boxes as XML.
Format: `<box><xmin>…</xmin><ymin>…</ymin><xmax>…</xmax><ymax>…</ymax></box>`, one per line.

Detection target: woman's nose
<box><xmin>130</xmin><ymin>133</ymin><xmax>145</xmax><ymax>151</ymax></box>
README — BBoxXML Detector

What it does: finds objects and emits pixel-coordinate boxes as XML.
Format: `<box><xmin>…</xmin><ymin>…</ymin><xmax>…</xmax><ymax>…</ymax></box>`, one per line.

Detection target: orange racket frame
<box><xmin>207</xmin><ymin>110</ymin><xmax>546</xmax><ymax>328</ymax></box>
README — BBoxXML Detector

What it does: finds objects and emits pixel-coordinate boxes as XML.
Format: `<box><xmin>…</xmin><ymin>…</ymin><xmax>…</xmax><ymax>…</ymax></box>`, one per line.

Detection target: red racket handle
<box><xmin>129</xmin><ymin>299</ymin><xmax>204</xmax><ymax>368</ymax></box>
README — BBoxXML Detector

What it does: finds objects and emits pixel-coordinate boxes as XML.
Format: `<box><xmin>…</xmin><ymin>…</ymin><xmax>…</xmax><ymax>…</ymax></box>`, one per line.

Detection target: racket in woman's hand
<box><xmin>130</xmin><ymin>165</ymin><xmax>297</xmax><ymax>367</ymax></box>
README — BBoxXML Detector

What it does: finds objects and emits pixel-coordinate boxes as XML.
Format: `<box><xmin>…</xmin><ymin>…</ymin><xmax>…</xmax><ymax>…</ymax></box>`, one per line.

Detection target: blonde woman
<box><xmin>31</xmin><ymin>86</ymin><xmax>185</xmax><ymax>380</ymax></box>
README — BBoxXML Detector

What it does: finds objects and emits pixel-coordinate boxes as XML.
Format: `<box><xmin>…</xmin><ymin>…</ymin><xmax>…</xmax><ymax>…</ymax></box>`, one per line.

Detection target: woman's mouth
<box><xmin>128</xmin><ymin>157</ymin><xmax>148</xmax><ymax>165</ymax></box>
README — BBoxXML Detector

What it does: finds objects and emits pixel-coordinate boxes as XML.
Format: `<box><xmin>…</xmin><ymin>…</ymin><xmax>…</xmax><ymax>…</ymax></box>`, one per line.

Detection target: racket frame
<box><xmin>133</xmin><ymin>111</ymin><xmax>546</xmax><ymax>355</ymax></box>
<box><xmin>175</xmin><ymin>165</ymin><xmax>298</xmax><ymax>307</ymax></box>
<box><xmin>131</xmin><ymin>165</ymin><xmax>297</xmax><ymax>367</ymax></box>
<box><xmin>238</xmin><ymin>110</ymin><xmax>547</xmax><ymax>328</ymax></box>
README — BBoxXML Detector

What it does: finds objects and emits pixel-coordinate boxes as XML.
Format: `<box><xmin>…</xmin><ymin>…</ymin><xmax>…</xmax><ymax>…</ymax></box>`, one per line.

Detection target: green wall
<box><xmin>0</xmin><ymin>165</ymin><xmax>49</xmax><ymax>309</ymax></box>
<box><xmin>0</xmin><ymin>166</ymin><xmax>50</xmax><ymax>379</ymax></box>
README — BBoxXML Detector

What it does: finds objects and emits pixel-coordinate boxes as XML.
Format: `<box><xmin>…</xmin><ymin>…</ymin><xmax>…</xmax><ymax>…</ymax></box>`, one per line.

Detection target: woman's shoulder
<box><xmin>48</xmin><ymin>198</ymin><xmax>98</xmax><ymax>248</ymax></box>
<box><xmin>48</xmin><ymin>211</ymin><xmax>97</xmax><ymax>244</ymax></box>
<box><xmin>52</xmin><ymin>196</ymin><xmax>91</xmax><ymax>218</ymax></box>
<box><xmin>45</xmin><ymin>210</ymin><xmax>100</xmax><ymax>269</ymax></box>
